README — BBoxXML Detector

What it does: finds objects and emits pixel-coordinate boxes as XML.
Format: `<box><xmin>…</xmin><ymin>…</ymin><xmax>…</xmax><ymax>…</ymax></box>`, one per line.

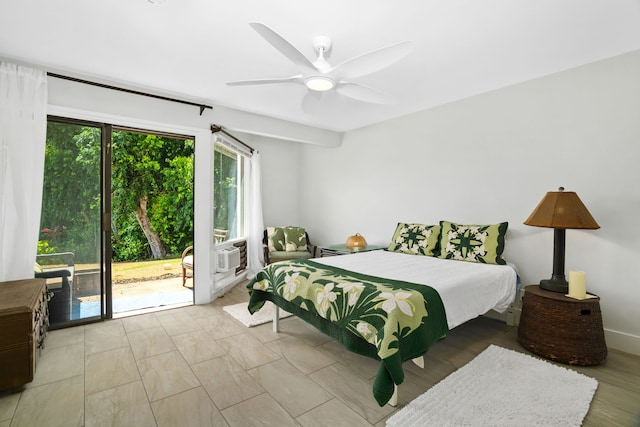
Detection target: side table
<box><xmin>319</xmin><ymin>244</ymin><xmax>387</xmax><ymax>257</ymax></box>
<box><xmin>518</xmin><ymin>285</ymin><xmax>607</xmax><ymax>366</ymax></box>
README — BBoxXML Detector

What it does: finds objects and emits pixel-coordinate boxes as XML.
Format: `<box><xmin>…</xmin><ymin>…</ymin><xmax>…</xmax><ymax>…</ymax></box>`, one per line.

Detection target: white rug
<box><xmin>387</xmin><ymin>344</ymin><xmax>598</xmax><ymax>427</ymax></box>
<box><xmin>223</xmin><ymin>301</ymin><xmax>292</xmax><ymax>327</ymax></box>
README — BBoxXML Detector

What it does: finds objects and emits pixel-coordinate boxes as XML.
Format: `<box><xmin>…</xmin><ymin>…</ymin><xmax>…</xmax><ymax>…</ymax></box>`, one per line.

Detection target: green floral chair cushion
<box><xmin>437</xmin><ymin>220</ymin><xmax>508</xmax><ymax>265</ymax></box>
<box><xmin>387</xmin><ymin>222</ymin><xmax>441</xmax><ymax>256</ymax></box>
<box><xmin>283</xmin><ymin>226</ymin><xmax>307</xmax><ymax>252</ymax></box>
<box><xmin>267</xmin><ymin>226</ymin><xmax>286</xmax><ymax>252</ymax></box>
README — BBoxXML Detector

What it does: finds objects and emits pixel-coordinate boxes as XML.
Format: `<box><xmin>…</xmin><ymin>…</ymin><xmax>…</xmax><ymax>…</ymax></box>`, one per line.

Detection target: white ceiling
<box><xmin>1</xmin><ymin>0</ymin><xmax>640</xmax><ymax>133</ymax></box>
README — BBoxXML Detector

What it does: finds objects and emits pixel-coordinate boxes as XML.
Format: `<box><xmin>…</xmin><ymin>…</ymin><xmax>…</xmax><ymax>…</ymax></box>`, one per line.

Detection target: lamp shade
<box><xmin>524</xmin><ymin>187</ymin><xmax>600</xmax><ymax>230</ymax></box>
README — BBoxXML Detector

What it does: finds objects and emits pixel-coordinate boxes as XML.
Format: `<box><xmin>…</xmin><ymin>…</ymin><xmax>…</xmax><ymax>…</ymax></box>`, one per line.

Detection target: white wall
<box><xmin>242</xmin><ymin>133</ymin><xmax>302</xmax><ymax>228</ymax></box>
<box><xmin>299</xmin><ymin>49</ymin><xmax>640</xmax><ymax>355</ymax></box>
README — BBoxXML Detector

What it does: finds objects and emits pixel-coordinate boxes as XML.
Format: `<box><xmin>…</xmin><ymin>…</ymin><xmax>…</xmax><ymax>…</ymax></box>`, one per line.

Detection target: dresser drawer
<box><xmin>0</xmin><ymin>314</ymin><xmax>31</xmax><ymax>347</ymax></box>
<box><xmin>0</xmin><ymin>343</ymin><xmax>33</xmax><ymax>390</ymax></box>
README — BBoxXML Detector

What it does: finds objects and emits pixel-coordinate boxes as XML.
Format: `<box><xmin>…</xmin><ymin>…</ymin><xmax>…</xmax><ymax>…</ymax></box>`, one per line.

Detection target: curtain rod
<box><xmin>47</xmin><ymin>72</ymin><xmax>213</xmax><ymax>116</ymax></box>
<box><xmin>210</xmin><ymin>124</ymin><xmax>255</xmax><ymax>153</ymax></box>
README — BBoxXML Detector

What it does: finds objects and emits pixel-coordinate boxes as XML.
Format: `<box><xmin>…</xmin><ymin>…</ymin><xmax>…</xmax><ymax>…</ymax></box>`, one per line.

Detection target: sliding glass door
<box><xmin>39</xmin><ymin>118</ymin><xmax>195</xmax><ymax>327</ymax></box>
<box><xmin>38</xmin><ymin>118</ymin><xmax>104</xmax><ymax>327</ymax></box>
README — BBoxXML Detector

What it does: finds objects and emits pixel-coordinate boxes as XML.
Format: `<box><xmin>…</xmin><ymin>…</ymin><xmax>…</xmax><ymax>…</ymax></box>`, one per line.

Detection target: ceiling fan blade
<box><xmin>331</xmin><ymin>41</ymin><xmax>413</xmax><ymax>79</ymax></box>
<box><xmin>226</xmin><ymin>76</ymin><xmax>303</xmax><ymax>86</ymax></box>
<box><xmin>249</xmin><ymin>22</ymin><xmax>316</xmax><ymax>72</ymax></box>
<box><xmin>336</xmin><ymin>82</ymin><xmax>396</xmax><ymax>104</ymax></box>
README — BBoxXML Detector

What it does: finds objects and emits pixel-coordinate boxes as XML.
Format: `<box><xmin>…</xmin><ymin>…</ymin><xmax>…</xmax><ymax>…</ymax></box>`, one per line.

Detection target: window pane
<box><xmin>214</xmin><ymin>144</ymin><xmax>243</xmax><ymax>239</ymax></box>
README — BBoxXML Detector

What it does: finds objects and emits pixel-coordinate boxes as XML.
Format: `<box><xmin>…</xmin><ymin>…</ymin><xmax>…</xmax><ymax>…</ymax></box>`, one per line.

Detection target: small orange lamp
<box><xmin>346</xmin><ymin>233</ymin><xmax>367</xmax><ymax>249</ymax></box>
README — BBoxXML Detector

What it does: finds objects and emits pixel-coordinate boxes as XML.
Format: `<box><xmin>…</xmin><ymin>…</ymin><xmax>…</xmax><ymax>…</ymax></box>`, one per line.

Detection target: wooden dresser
<box><xmin>0</xmin><ymin>279</ymin><xmax>49</xmax><ymax>391</ymax></box>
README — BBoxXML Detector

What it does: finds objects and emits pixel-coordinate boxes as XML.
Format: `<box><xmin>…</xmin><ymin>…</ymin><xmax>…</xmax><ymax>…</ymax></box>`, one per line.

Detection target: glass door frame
<box><xmin>102</xmin><ymin>123</ymin><xmax>113</xmax><ymax>319</ymax></box>
<box><xmin>45</xmin><ymin>118</ymin><xmax>198</xmax><ymax>323</ymax></box>
<box><xmin>44</xmin><ymin>115</ymin><xmax>111</xmax><ymax>325</ymax></box>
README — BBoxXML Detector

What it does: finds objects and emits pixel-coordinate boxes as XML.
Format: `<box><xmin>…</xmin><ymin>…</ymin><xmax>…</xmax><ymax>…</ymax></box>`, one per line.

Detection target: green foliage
<box><xmin>39</xmin><ymin>121</ymin><xmax>194</xmax><ymax>263</ymax></box>
<box><xmin>40</xmin><ymin>123</ymin><xmax>101</xmax><ymax>263</ymax></box>
<box><xmin>111</xmin><ymin>131</ymin><xmax>194</xmax><ymax>259</ymax></box>
<box><xmin>37</xmin><ymin>240</ymin><xmax>57</xmax><ymax>254</ymax></box>
<box><xmin>150</xmin><ymin>155</ymin><xmax>195</xmax><ymax>255</ymax></box>
<box><xmin>213</xmin><ymin>145</ymin><xmax>238</xmax><ymax>239</ymax></box>
<box><xmin>111</xmin><ymin>211</ymin><xmax>150</xmax><ymax>261</ymax></box>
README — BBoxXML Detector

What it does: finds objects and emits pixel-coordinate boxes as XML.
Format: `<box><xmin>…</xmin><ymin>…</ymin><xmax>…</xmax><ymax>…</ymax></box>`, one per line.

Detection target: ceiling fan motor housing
<box><xmin>312</xmin><ymin>35</ymin><xmax>332</xmax><ymax>56</ymax></box>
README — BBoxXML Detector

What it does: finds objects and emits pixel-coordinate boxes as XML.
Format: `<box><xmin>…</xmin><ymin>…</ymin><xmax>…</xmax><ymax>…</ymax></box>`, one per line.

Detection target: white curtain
<box><xmin>0</xmin><ymin>62</ymin><xmax>48</xmax><ymax>282</ymax></box>
<box><xmin>246</xmin><ymin>151</ymin><xmax>265</xmax><ymax>278</ymax></box>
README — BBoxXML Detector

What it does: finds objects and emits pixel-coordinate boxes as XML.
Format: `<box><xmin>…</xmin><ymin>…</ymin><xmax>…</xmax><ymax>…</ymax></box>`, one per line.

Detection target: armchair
<box><xmin>181</xmin><ymin>246</ymin><xmax>194</xmax><ymax>287</ymax></box>
<box><xmin>263</xmin><ymin>226</ymin><xmax>316</xmax><ymax>265</ymax></box>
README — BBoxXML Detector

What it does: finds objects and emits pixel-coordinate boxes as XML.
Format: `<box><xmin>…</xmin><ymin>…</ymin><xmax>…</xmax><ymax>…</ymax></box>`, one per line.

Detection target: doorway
<box><xmin>38</xmin><ymin>117</ymin><xmax>195</xmax><ymax>327</ymax></box>
<box><xmin>110</xmin><ymin>127</ymin><xmax>195</xmax><ymax>316</ymax></box>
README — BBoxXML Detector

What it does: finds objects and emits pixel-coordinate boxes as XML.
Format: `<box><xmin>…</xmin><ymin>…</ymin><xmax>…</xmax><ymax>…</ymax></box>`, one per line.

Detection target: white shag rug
<box><xmin>223</xmin><ymin>301</ymin><xmax>292</xmax><ymax>327</ymax></box>
<box><xmin>387</xmin><ymin>344</ymin><xmax>598</xmax><ymax>427</ymax></box>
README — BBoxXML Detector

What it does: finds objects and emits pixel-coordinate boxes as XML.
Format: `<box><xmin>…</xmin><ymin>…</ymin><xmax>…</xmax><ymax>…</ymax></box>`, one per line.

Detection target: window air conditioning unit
<box><xmin>217</xmin><ymin>247</ymin><xmax>241</xmax><ymax>273</ymax></box>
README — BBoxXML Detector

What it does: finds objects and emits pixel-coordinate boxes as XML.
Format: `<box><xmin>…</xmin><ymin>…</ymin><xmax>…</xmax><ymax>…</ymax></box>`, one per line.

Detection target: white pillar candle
<box><xmin>568</xmin><ymin>271</ymin><xmax>587</xmax><ymax>299</ymax></box>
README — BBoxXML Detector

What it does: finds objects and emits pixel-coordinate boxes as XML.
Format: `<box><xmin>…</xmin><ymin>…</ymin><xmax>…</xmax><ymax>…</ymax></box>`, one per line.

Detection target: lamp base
<box><xmin>539</xmin><ymin>276</ymin><xmax>568</xmax><ymax>294</ymax></box>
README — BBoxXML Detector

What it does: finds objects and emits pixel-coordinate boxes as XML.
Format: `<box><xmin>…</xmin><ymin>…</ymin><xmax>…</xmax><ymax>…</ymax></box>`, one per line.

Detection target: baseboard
<box><xmin>604</xmin><ymin>328</ymin><xmax>640</xmax><ymax>356</ymax></box>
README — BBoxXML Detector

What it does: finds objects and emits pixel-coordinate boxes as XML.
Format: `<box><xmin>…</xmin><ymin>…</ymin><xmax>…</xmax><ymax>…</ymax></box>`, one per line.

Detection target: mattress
<box><xmin>315</xmin><ymin>250</ymin><xmax>518</xmax><ymax>329</ymax></box>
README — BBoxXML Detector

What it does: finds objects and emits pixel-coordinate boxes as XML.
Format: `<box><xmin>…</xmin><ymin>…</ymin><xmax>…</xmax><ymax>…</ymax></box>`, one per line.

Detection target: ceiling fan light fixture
<box><xmin>305</xmin><ymin>76</ymin><xmax>335</xmax><ymax>92</ymax></box>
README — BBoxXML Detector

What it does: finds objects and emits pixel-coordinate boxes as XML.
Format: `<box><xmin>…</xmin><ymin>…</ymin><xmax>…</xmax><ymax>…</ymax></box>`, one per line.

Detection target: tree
<box><xmin>111</xmin><ymin>131</ymin><xmax>193</xmax><ymax>260</ymax></box>
<box><xmin>150</xmin><ymin>154</ymin><xmax>194</xmax><ymax>255</ymax></box>
<box><xmin>40</xmin><ymin>122</ymin><xmax>101</xmax><ymax>263</ymax></box>
<box><xmin>40</xmin><ymin>121</ymin><xmax>194</xmax><ymax>263</ymax></box>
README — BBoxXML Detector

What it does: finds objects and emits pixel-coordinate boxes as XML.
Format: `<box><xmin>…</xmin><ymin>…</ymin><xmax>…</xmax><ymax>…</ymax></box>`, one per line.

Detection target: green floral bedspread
<box><xmin>247</xmin><ymin>259</ymin><xmax>448</xmax><ymax>406</ymax></box>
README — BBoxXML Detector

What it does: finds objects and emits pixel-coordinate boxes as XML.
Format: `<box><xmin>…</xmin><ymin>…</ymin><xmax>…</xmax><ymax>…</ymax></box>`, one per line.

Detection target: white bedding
<box><xmin>315</xmin><ymin>250</ymin><xmax>517</xmax><ymax>330</ymax></box>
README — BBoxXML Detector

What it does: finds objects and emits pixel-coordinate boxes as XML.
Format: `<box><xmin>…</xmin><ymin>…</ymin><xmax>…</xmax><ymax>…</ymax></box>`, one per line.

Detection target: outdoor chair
<box><xmin>181</xmin><ymin>246</ymin><xmax>194</xmax><ymax>287</ymax></box>
<box><xmin>35</xmin><ymin>252</ymin><xmax>75</xmax><ymax>325</ymax></box>
<box><xmin>214</xmin><ymin>228</ymin><xmax>229</xmax><ymax>242</ymax></box>
<box><xmin>181</xmin><ymin>229</ymin><xmax>229</xmax><ymax>287</ymax></box>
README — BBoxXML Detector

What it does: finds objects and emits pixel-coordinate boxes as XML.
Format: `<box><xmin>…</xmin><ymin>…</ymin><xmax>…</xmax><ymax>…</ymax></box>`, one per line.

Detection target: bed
<box><xmin>246</xmin><ymin>222</ymin><xmax>518</xmax><ymax>407</ymax></box>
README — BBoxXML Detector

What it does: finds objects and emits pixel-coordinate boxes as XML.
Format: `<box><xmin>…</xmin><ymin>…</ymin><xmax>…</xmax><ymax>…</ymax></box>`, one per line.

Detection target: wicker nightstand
<box><xmin>518</xmin><ymin>285</ymin><xmax>607</xmax><ymax>366</ymax></box>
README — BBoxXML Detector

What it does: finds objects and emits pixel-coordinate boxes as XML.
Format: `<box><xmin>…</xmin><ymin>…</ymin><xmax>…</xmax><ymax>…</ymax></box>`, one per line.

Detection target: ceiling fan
<box><xmin>227</xmin><ymin>22</ymin><xmax>413</xmax><ymax>109</ymax></box>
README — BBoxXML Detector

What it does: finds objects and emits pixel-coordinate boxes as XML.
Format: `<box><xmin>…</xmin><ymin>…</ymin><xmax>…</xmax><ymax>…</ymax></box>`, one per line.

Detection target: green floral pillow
<box><xmin>267</xmin><ymin>227</ymin><xmax>286</xmax><ymax>252</ymax></box>
<box><xmin>387</xmin><ymin>222</ymin><xmax>441</xmax><ymax>256</ymax></box>
<box><xmin>437</xmin><ymin>220</ymin><xmax>508</xmax><ymax>265</ymax></box>
<box><xmin>283</xmin><ymin>226</ymin><xmax>307</xmax><ymax>252</ymax></box>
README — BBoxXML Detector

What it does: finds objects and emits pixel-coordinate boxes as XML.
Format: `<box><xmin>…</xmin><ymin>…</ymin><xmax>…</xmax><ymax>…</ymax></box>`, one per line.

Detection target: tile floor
<box><xmin>71</xmin><ymin>276</ymin><xmax>194</xmax><ymax>322</ymax></box>
<box><xmin>1</xmin><ymin>282</ymin><xmax>639</xmax><ymax>426</ymax></box>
